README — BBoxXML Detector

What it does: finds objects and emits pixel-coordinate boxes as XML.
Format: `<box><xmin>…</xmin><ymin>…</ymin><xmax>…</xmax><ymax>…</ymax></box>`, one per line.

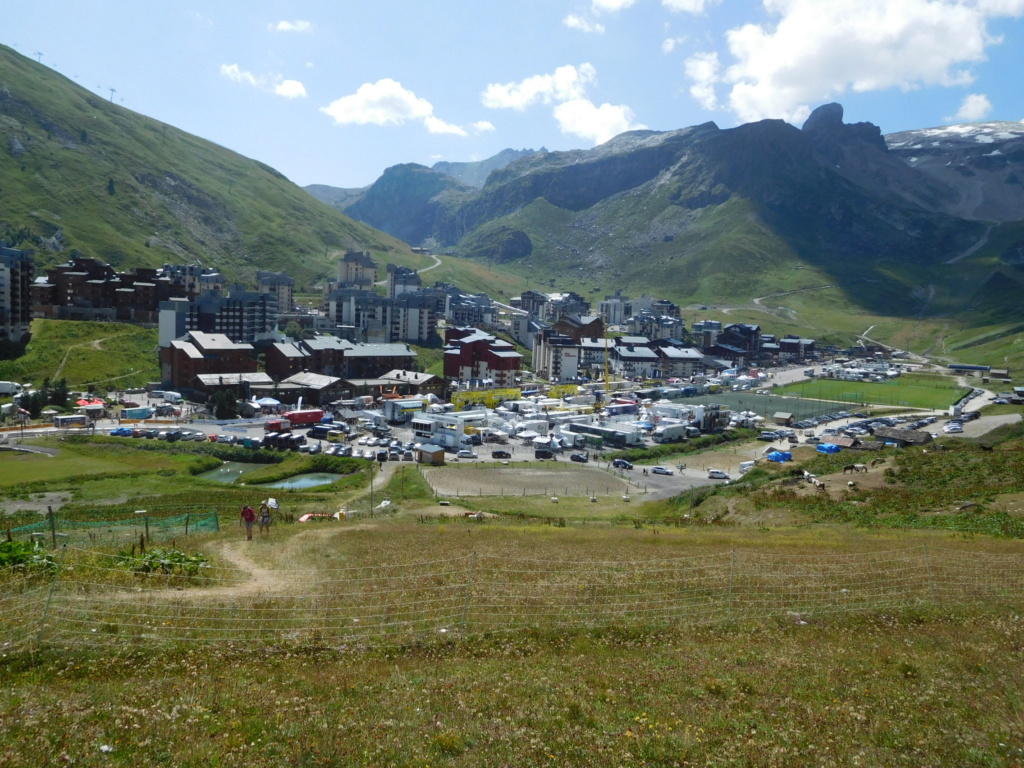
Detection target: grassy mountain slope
<box><xmin>0</xmin><ymin>44</ymin><xmax>420</xmax><ymax>287</ymax></box>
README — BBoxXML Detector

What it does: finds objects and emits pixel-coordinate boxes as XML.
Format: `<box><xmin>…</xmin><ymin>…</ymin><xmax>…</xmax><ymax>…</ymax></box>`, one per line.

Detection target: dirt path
<box><xmin>117</xmin><ymin>524</ymin><xmax>378</xmax><ymax>602</ymax></box>
<box><xmin>53</xmin><ymin>336</ymin><xmax>112</xmax><ymax>379</ymax></box>
<box><xmin>945</xmin><ymin>224</ymin><xmax>993</xmax><ymax>265</ymax></box>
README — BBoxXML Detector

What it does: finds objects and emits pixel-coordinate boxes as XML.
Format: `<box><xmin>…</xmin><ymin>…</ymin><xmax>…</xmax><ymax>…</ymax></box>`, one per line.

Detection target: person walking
<box><xmin>240</xmin><ymin>504</ymin><xmax>256</xmax><ymax>541</ymax></box>
<box><xmin>257</xmin><ymin>499</ymin><xmax>273</xmax><ymax>537</ymax></box>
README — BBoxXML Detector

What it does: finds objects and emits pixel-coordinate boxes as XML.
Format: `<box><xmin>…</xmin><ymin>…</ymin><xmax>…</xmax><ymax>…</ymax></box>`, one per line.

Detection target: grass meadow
<box><xmin>2</xmin><ymin>435</ymin><xmax>1024</xmax><ymax>766</ymax></box>
<box><xmin>1</xmin><ymin>516</ymin><xmax>1023</xmax><ymax>767</ymax></box>
<box><xmin>0</xmin><ymin>319</ymin><xmax>160</xmax><ymax>390</ymax></box>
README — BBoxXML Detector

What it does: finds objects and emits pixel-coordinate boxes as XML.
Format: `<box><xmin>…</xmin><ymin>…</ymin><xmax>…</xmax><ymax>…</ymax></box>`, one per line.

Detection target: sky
<box><xmin>4</xmin><ymin>1</ymin><xmax>1024</xmax><ymax>188</ymax></box>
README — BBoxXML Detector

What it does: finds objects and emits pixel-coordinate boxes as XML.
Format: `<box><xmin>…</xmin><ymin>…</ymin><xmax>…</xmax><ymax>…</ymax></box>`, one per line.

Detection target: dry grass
<box><xmin>423</xmin><ymin>464</ymin><xmax>629</xmax><ymax>498</ymax></box>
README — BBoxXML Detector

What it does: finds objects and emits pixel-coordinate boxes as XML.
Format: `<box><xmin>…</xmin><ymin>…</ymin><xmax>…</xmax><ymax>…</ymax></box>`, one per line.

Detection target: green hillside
<box><xmin>0</xmin><ymin>44</ymin><xmax>425</xmax><ymax>287</ymax></box>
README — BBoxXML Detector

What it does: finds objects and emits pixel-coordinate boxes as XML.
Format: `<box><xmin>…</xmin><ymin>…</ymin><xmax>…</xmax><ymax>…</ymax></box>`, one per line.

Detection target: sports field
<box><xmin>775</xmin><ymin>374</ymin><xmax>969</xmax><ymax>410</ymax></box>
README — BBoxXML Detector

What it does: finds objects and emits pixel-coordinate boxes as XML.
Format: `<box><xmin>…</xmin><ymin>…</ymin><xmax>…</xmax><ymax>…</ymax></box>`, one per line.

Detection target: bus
<box><xmin>54</xmin><ymin>414</ymin><xmax>89</xmax><ymax>429</ymax></box>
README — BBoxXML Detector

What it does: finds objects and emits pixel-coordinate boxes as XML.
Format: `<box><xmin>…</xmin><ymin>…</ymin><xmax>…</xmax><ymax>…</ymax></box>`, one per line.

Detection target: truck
<box><xmin>652</xmin><ymin>424</ymin><xmax>692</xmax><ymax>443</ymax></box>
<box><xmin>0</xmin><ymin>381</ymin><xmax>24</xmax><ymax>396</ymax></box>
<box><xmin>283</xmin><ymin>408</ymin><xmax>325</xmax><ymax>426</ymax></box>
<box><xmin>264</xmin><ymin>418</ymin><xmax>292</xmax><ymax>433</ymax></box>
<box><xmin>121</xmin><ymin>406</ymin><xmax>153</xmax><ymax>420</ymax></box>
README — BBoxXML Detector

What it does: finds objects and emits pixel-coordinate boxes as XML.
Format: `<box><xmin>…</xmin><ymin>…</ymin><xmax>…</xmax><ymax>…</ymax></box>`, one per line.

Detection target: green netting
<box><xmin>7</xmin><ymin>510</ymin><xmax>220</xmax><ymax>545</ymax></box>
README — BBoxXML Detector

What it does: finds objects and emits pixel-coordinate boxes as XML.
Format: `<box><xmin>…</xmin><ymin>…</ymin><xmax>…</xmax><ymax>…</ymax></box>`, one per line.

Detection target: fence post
<box><xmin>48</xmin><ymin>506</ymin><xmax>57</xmax><ymax>548</ymax></box>
<box><xmin>185</xmin><ymin>512</ymin><xmax>190</xmax><ymax>536</ymax></box>
<box><xmin>36</xmin><ymin>545</ymin><xmax>67</xmax><ymax>650</ymax></box>
<box><xmin>728</xmin><ymin>550</ymin><xmax>736</xmax><ymax>620</ymax></box>
<box><xmin>212</xmin><ymin>509</ymin><xmax>220</xmax><ymax>532</ymax></box>
<box><xmin>460</xmin><ymin>552</ymin><xmax>477</xmax><ymax>636</ymax></box>
<box><xmin>923</xmin><ymin>544</ymin><xmax>936</xmax><ymax>603</ymax></box>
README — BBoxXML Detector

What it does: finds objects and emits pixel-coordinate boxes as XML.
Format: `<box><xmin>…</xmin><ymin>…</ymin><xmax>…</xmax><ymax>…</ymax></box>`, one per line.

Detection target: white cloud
<box><xmin>482</xmin><ymin>64</ymin><xmax>596</xmax><ymax>110</ymax></box>
<box><xmin>685</xmin><ymin>51</ymin><xmax>720</xmax><ymax>110</ymax></box>
<box><xmin>554</xmin><ymin>99</ymin><xmax>646</xmax><ymax>144</ymax></box>
<box><xmin>592</xmin><ymin>0</ymin><xmax>638</xmax><ymax>10</ymax></box>
<box><xmin>424</xmin><ymin>115</ymin><xmax>468</xmax><ymax>136</ymax></box>
<box><xmin>271</xmin><ymin>20</ymin><xmax>312</xmax><ymax>33</ymax></box>
<box><xmin>663</xmin><ymin>0</ymin><xmax>718</xmax><ymax>12</ymax></box>
<box><xmin>471</xmin><ymin>120</ymin><xmax>496</xmax><ymax>133</ymax></box>
<box><xmin>687</xmin><ymin>0</ymin><xmax>1024</xmax><ymax>124</ymax></box>
<box><xmin>321</xmin><ymin>78</ymin><xmax>469</xmax><ymax>136</ymax></box>
<box><xmin>274</xmin><ymin>80</ymin><xmax>307</xmax><ymax>99</ymax></box>
<box><xmin>483</xmin><ymin>63</ymin><xmax>641</xmax><ymax>145</ymax></box>
<box><xmin>220</xmin><ymin>64</ymin><xmax>259</xmax><ymax>88</ymax></box>
<box><xmin>564</xmin><ymin>14</ymin><xmax>606</xmax><ymax>33</ymax></box>
<box><xmin>662</xmin><ymin>36</ymin><xmax>687</xmax><ymax>54</ymax></box>
<box><xmin>949</xmin><ymin>93</ymin><xmax>994</xmax><ymax>121</ymax></box>
<box><xmin>220</xmin><ymin>64</ymin><xmax>306</xmax><ymax>99</ymax></box>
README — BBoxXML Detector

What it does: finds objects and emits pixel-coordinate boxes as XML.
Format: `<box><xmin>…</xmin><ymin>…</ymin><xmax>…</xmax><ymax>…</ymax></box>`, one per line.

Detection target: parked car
<box><xmin>612</xmin><ymin>459</ymin><xmax>634</xmax><ymax>470</ymax></box>
<box><xmin>570</xmin><ymin>453</ymin><xmax>589</xmax><ymax>463</ymax></box>
<box><xmin>651</xmin><ymin>466</ymin><xmax>673</xmax><ymax>475</ymax></box>
<box><xmin>707</xmin><ymin>469</ymin><xmax>731</xmax><ymax>480</ymax></box>
<box><xmin>491</xmin><ymin>449</ymin><xmax>512</xmax><ymax>459</ymax></box>
<box><xmin>456</xmin><ymin>449</ymin><xmax>478</xmax><ymax>459</ymax></box>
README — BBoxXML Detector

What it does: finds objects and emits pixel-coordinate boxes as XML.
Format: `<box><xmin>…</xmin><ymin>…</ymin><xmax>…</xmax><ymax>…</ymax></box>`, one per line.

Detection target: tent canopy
<box><xmin>256</xmin><ymin>397</ymin><xmax>281</xmax><ymax>407</ymax></box>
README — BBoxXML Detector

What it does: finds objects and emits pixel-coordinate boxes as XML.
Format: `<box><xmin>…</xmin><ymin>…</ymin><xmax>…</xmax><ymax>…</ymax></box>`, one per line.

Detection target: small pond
<box><xmin>196</xmin><ymin>461</ymin><xmax>264</xmax><ymax>483</ymax></box>
<box><xmin>263</xmin><ymin>473</ymin><xmax>343</xmax><ymax>489</ymax></box>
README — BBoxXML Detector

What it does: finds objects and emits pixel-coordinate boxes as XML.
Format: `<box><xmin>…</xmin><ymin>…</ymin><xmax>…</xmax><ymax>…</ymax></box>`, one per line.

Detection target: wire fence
<box><xmin>5</xmin><ymin>510</ymin><xmax>220</xmax><ymax>547</ymax></box>
<box><xmin>1</xmin><ymin>545</ymin><xmax>1021</xmax><ymax>653</ymax></box>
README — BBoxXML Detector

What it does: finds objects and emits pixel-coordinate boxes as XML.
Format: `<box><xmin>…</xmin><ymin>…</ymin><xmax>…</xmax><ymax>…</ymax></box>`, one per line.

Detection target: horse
<box><xmin>869</xmin><ymin>458</ymin><xmax>885</xmax><ymax>467</ymax></box>
<box><xmin>815</xmin><ymin>480</ymin><xmax>828</xmax><ymax>493</ymax></box>
<box><xmin>853</xmin><ymin>463</ymin><xmax>868</xmax><ymax>473</ymax></box>
<box><xmin>843</xmin><ymin>464</ymin><xmax>857</xmax><ymax>474</ymax></box>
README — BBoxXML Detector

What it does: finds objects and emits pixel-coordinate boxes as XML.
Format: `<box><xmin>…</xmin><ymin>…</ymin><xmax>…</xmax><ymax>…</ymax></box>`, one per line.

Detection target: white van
<box><xmin>739</xmin><ymin>460</ymin><xmax>756</xmax><ymax>475</ymax></box>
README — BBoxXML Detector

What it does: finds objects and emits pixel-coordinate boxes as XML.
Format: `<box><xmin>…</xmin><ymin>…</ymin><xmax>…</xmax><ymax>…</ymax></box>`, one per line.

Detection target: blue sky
<box><xmin>5</xmin><ymin>1</ymin><xmax>1024</xmax><ymax>188</ymax></box>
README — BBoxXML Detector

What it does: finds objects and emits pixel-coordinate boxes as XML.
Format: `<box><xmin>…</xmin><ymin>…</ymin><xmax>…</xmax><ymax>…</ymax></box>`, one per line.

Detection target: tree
<box><xmin>283</xmin><ymin>320</ymin><xmax>304</xmax><ymax>341</ymax></box>
<box><xmin>208</xmin><ymin>390</ymin><xmax>237</xmax><ymax>420</ymax></box>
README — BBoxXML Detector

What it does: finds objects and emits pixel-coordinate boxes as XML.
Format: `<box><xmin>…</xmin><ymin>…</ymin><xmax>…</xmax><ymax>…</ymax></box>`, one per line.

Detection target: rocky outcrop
<box><xmin>886</xmin><ymin>122</ymin><xmax>1024</xmax><ymax>222</ymax></box>
<box><xmin>343</xmin><ymin>163</ymin><xmax>472</xmax><ymax>246</ymax></box>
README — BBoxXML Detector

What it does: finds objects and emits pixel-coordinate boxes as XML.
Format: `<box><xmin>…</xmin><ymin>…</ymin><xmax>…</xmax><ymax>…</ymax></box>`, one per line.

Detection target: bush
<box><xmin>113</xmin><ymin>547</ymin><xmax>209</xmax><ymax>576</ymax></box>
<box><xmin>0</xmin><ymin>540</ymin><xmax>57</xmax><ymax>573</ymax></box>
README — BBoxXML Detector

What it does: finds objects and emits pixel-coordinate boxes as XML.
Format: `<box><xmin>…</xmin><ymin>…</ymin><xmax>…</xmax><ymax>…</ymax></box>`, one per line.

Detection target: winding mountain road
<box><xmin>374</xmin><ymin>253</ymin><xmax>442</xmax><ymax>286</ymax></box>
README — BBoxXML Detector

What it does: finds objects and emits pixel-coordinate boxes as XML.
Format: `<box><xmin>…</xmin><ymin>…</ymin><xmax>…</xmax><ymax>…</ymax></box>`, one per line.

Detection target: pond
<box><xmin>263</xmin><ymin>473</ymin><xmax>343</xmax><ymax>489</ymax></box>
<box><xmin>196</xmin><ymin>461</ymin><xmax>264</xmax><ymax>483</ymax></box>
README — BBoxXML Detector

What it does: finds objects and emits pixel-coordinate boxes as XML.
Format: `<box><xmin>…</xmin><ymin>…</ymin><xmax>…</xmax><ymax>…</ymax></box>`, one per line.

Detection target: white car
<box><xmin>707</xmin><ymin>469</ymin><xmax>731</xmax><ymax>480</ymax></box>
<box><xmin>456</xmin><ymin>449</ymin><xmax>478</xmax><ymax>459</ymax></box>
<box><xmin>651</xmin><ymin>466</ymin><xmax>674</xmax><ymax>475</ymax></box>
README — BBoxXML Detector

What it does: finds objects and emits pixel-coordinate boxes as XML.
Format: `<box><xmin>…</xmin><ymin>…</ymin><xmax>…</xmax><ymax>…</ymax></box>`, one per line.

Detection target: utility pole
<box><xmin>108</xmin><ymin>87</ymin><xmax>117</xmax><ymax>103</ymax></box>
<box><xmin>34</xmin><ymin>52</ymin><xmax>43</xmax><ymax>64</ymax></box>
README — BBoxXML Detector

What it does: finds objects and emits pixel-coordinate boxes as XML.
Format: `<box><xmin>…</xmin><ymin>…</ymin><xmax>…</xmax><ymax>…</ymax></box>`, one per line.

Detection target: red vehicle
<box><xmin>264</xmin><ymin>418</ymin><xmax>292</xmax><ymax>433</ymax></box>
<box><xmin>282</xmin><ymin>409</ymin><xmax>325</xmax><ymax>426</ymax></box>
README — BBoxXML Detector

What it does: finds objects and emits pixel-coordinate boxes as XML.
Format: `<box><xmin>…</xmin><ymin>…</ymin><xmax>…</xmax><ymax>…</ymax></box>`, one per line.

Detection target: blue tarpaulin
<box><xmin>816</xmin><ymin>443</ymin><xmax>841</xmax><ymax>454</ymax></box>
<box><xmin>767</xmin><ymin>451</ymin><xmax>793</xmax><ymax>462</ymax></box>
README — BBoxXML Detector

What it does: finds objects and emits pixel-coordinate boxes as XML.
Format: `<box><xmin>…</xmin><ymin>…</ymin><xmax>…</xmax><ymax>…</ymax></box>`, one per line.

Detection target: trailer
<box><xmin>283</xmin><ymin>409</ymin><xmax>325</xmax><ymax>426</ymax></box>
<box><xmin>121</xmin><ymin>406</ymin><xmax>153</xmax><ymax>420</ymax></box>
<box><xmin>264</xmin><ymin>418</ymin><xmax>292</xmax><ymax>433</ymax></box>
